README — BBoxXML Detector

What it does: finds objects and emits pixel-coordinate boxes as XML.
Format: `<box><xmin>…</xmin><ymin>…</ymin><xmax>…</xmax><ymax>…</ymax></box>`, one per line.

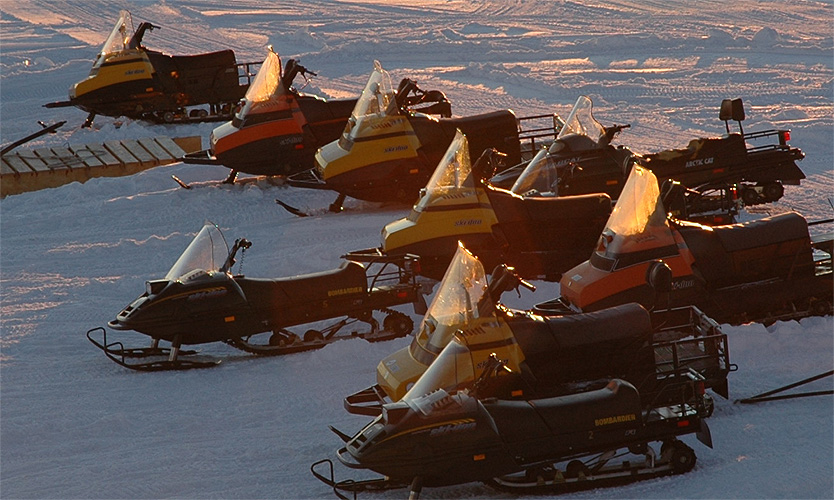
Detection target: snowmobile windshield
<box><xmin>404</xmin><ymin>338</ymin><xmax>476</xmax><ymax>402</ymax></box>
<box><xmin>165</xmin><ymin>224</ymin><xmax>230</xmax><ymax>282</ymax></box>
<box><xmin>94</xmin><ymin>10</ymin><xmax>134</xmax><ymax>68</ymax></box>
<box><xmin>594</xmin><ymin>166</ymin><xmax>673</xmax><ymax>265</ymax></box>
<box><xmin>509</xmin><ymin>147</ymin><xmax>560</xmax><ymax>196</ymax></box>
<box><xmin>416</xmin><ymin>130</ymin><xmax>475</xmax><ymax>205</ymax></box>
<box><xmin>350</xmin><ymin>61</ymin><xmax>396</xmax><ymax>121</ymax></box>
<box><xmin>550</xmin><ymin>95</ymin><xmax>606</xmax><ymax>153</ymax></box>
<box><xmin>236</xmin><ymin>49</ymin><xmax>285</xmax><ymax>120</ymax></box>
<box><xmin>410</xmin><ymin>243</ymin><xmax>492</xmax><ymax>357</ymax></box>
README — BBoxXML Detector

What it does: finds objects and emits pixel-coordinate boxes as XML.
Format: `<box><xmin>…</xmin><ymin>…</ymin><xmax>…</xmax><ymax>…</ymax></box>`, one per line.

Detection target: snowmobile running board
<box><xmin>737</xmin><ymin>370</ymin><xmax>834</xmax><ymax>404</ymax></box>
<box><xmin>86</xmin><ymin>327</ymin><xmax>220</xmax><ymax>371</ymax></box>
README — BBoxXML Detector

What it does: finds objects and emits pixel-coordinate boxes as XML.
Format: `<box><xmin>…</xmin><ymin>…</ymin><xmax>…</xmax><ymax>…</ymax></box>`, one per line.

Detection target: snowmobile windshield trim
<box><xmin>165</xmin><ymin>224</ymin><xmax>230</xmax><ymax>281</ymax></box>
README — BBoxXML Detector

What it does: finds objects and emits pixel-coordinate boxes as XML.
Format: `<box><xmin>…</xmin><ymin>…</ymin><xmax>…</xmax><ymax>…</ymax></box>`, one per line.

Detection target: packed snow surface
<box><xmin>1</xmin><ymin>0</ymin><xmax>832</xmax><ymax>498</ymax></box>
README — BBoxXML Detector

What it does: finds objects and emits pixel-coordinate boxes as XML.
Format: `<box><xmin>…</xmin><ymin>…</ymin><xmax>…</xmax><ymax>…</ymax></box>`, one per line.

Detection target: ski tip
<box><xmin>171</xmin><ymin>175</ymin><xmax>191</xmax><ymax>189</ymax></box>
<box><xmin>276</xmin><ymin>198</ymin><xmax>308</xmax><ymax>217</ymax></box>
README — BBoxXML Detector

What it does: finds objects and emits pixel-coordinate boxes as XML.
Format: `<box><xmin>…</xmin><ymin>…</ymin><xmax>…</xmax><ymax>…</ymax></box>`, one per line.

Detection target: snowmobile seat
<box><xmin>149</xmin><ymin>49</ymin><xmax>243</xmax><ymax>101</ymax></box>
<box><xmin>513</xmin><ymin>303</ymin><xmax>655</xmax><ymax>391</ymax></box>
<box><xmin>298</xmin><ymin>95</ymin><xmax>358</xmax><ymax>123</ymax></box>
<box><xmin>238</xmin><ymin>260</ymin><xmax>368</xmax><ymax>309</ymax></box>
<box><xmin>530</xmin><ymin>379</ymin><xmax>642</xmax><ymax>436</ymax></box>
<box><xmin>444</xmin><ymin>110</ymin><xmax>523</xmax><ymax>166</ymax></box>
<box><xmin>678</xmin><ymin>212</ymin><xmax>814</xmax><ymax>288</ymax></box>
<box><xmin>642</xmin><ymin>134</ymin><xmax>746</xmax><ymax>175</ymax></box>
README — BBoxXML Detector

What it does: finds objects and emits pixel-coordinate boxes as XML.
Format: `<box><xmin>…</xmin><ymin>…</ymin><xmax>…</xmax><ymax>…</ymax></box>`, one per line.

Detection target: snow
<box><xmin>1</xmin><ymin>0</ymin><xmax>832</xmax><ymax>498</ymax></box>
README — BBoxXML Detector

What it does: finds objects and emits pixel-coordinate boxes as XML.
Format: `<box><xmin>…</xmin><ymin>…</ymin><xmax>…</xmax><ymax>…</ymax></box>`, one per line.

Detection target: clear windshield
<box><xmin>350</xmin><ymin>60</ymin><xmax>396</xmax><ymax>121</ymax></box>
<box><xmin>597</xmin><ymin>166</ymin><xmax>672</xmax><ymax>257</ymax></box>
<box><xmin>556</xmin><ymin>95</ymin><xmax>605</xmax><ymax>142</ymax></box>
<box><xmin>94</xmin><ymin>10</ymin><xmax>134</xmax><ymax>68</ymax></box>
<box><xmin>509</xmin><ymin>147</ymin><xmax>560</xmax><ymax>196</ymax></box>
<box><xmin>422</xmin><ymin>130</ymin><xmax>474</xmax><ymax>194</ymax></box>
<box><xmin>164</xmin><ymin>224</ymin><xmax>230</xmax><ymax>281</ymax></box>
<box><xmin>235</xmin><ymin>49</ymin><xmax>285</xmax><ymax>120</ymax></box>
<box><xmin>410</xmin><ymin>243</ymin><xmax>492</xmax><ymax>352</ymax></box>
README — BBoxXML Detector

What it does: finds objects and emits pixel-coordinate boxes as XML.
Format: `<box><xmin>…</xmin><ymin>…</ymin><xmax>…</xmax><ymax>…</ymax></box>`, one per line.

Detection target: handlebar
<box><xmin>220</xmin><ymin>238</ymin><xmax>252</xmax><ymax>274</ymax></box>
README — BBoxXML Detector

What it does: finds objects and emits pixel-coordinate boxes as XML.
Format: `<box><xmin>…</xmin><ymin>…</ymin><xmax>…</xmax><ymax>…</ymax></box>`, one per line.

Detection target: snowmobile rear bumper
<box><xmin>343</xmin><ymin>384</ymin><xmax>390</xmax><ymax>416</ymax></box>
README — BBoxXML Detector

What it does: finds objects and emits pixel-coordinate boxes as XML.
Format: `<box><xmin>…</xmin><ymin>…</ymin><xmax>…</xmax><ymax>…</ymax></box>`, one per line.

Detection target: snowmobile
<box><xmin>182</xmin><ymin>47</ymin><xmax>358</xmax><ymax>183</ymax></box>
<box><xmin>547</xmin><ymin>165</ymin><xmax>833</xmax><ymax>325</ymax></box>
<box><xmin>286</xmin><ymin>60</ymin><xmax>563</xmax><ymax>212</ymax></box>
<box><xmin>346</xmin><ymin>129</ymin><xmax>612</xmax><ymax>281</ymax></box>
<box><xmin>313</xmin><ymin>250</ymin><xmax>730</xmax><ymax>497</ymax></box>
<box><xmin>44</xmin><ymin>11</ymin><xmax>259</xmax><ymax>127</ymax></box>
<box><xmin>343</xmin><ymin>243</ymin><xmax>732</xmax><ymax>418</ymax></box>
<box><xmin>86</xmin><ymin>223</ymin><xmax>425</xmax><ymax>371</ymax></box>
<box><xmin>488</xmin><ymin>95</ymin><xmax>634</xmax><ymax>197</ymax></box>
<box><xmin>638</xmin><ymin>98</ymin><xmax>806</xmax><ymax>206</ymax></box>
<box><xmin>491</xmin><ymin>95</ymin><xmax>805</xmax><ymax>209</ymax></box>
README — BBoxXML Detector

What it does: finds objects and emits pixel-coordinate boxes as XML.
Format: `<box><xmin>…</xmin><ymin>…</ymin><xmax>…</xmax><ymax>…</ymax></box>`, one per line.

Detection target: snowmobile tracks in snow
<box><xmin>1</xmin><ymin>135</ymin><xmax>201</xmax><ymax>198</ymax></box>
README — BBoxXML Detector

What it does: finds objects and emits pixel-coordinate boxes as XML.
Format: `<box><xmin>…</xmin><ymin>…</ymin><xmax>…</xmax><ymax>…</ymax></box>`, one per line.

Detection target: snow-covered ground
<box><xmin>1</xmin><ymin>1</ymin><xmax>832</xmax><ymax>498</ymax></box>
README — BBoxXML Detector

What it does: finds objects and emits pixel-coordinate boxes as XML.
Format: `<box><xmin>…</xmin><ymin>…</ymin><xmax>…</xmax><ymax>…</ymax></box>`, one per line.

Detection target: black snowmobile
<box><xmin>86</xmin><ymin>223</ymin><xmax>426</xmax><ymax>371</ymax></box>
<box><xmin>45</xmin><ymin>11</ymin><xmax>259</xmax><ymax>127</ymax></box>
<box><xmin>345</xmin><ymin>131</ymin><xmax>613</xmax><ymax>282</ymax></box>
<box><xmin>545</xmin><ymin>166</ymin><xmax>833</xmax><ymax>325</ymax></box>
<box><xmin>313</xmin><ymin>255</ymin><xmax>731</xmax><ymax>497</ymax></box>
<box><xmin>489</xmin><ymin>95</ymin><xmax>634</xmax><ymax>197</ymax></box>
<box><xmin>285</xmin><ymin>61</ymin><xmax>562</xmax><ymax>212</ymax></box>
<box><xmin>182</xmin><ymin>48</ymin><xmax>358</xmax><ymax>182</ymax></box>
<box><xmin>491</xmin><ymin>95</ymin><xmax>805</xmax><ymax>211</ymax></box>
<box><xmin>638</xmin><ymin>98</ymin><xmax>806</xmax><ymax>206</ymax></box>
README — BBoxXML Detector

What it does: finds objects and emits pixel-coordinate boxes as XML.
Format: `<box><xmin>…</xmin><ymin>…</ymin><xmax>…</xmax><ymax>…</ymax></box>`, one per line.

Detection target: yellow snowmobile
<box><xmin>45</xmin><ymin>10</ymin><xmax>258</xmax><ymax>127</ymax></box>
<box><xmin>347</xmin><ymin>129</ymin><xmax>610</xmax><ymax>280</ymax></box>
<box><xmin>342</xmin><ymin>243</ymin><xmax>732</xmax><ymax>423</ymax></box>
<box><xmin>286</xmin><ymin>60</ymin><xmax>561</xmax><ymax>212</ymax></box>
